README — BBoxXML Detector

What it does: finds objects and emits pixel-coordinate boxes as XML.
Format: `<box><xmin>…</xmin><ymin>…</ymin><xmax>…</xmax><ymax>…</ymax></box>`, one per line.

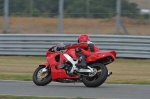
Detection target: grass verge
<box><xmin>0</xmin><ymin>74</ymin><xmax>32</xmax><ymax>81</ymax></box>
<box><xmin>0</xmin><ymin>56</ymin><xmax>150</xmax><ymax>84</ymax></box>
<box><xmin>0</xmin><ymin>95</ymin><xmax>92</xmax><ymax>99</ymax></box>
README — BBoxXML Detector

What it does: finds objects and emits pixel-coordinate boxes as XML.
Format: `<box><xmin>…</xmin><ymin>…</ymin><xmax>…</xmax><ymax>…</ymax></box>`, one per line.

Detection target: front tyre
<box><xmin>33</xmin><ymin>66</ymin><xmax>52</xmax><ymax>86</ymax></box>
<box><xmin>82</xmin><ymin>63</ymin><xmax>108</xmax><ymax>87</ymax></box>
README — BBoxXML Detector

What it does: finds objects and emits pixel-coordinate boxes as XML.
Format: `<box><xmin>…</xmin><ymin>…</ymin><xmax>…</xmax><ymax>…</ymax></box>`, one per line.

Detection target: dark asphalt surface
<box><xmin>0</xmin><ymin>80</ymin><xmax>150</xmax><ymax>99</ymax></box>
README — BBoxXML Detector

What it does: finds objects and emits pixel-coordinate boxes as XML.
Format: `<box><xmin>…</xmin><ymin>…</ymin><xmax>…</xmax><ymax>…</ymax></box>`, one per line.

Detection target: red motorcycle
<box><xmin>33</xmin><ymin>43</ymin><xmax>116</xmax><ymax>87</ymax></box>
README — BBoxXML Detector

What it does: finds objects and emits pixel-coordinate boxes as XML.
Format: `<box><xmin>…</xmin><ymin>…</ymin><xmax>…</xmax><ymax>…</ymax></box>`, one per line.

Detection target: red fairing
<box><xmin>46</xmin><ymin>51</ymin><xmax>78</xmax><ymax>80</ymax></box>
<box><xmin>46</xmin><ymin>52</ymin><xmax>67</xmax><ymax>69</ymax></box>
<box><xmin>65</xmin><ymin>48</ymin><xmax>78</xmax><ymax>59</ymax></box>
<box><xmin>86</xmin><ymin>51</ymin><xmax>116</xmax><ymax>62</ymax></box>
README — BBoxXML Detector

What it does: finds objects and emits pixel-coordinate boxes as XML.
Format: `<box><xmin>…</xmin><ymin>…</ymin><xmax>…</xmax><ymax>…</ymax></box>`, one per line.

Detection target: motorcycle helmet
<box><xmin>78</xmin><ymin>34</ymin><xmax>90</xmax><ymax>43</ymax></box>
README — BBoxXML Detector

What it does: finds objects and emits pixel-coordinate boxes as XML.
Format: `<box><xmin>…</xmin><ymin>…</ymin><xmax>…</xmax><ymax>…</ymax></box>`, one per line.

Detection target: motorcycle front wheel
<box><xmin>82</xmin><ymin>63</ymin><xmax>108</xmax><ymax>87</ymax></box>
<box><xmin>33</xmin><ymin>66</ymin><xmax>52</xmax><ymax>86</ymax></box>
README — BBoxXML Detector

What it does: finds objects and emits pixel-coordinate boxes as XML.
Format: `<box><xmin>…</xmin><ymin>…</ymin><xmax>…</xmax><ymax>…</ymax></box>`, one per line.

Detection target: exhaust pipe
<box><xmin>108</xmin><ymin>71</ymin><xmax>112</xmax><ymax>77</ymax></box>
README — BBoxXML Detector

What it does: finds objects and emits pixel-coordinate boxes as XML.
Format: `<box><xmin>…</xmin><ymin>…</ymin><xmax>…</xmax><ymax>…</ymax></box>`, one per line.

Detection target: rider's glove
<box><xmin>56</xmin><ymin>46</ymin><xmax>65</xmax><ymax>51</ymax></box>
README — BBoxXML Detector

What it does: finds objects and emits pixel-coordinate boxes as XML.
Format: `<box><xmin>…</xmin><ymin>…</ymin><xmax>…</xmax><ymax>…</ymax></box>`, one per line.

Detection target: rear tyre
<box><xmin>33</xmin><ymin>66</ymin><xmax>52</xmax><ymax>86</ymax></box>
<box><xmin>82</xmin><ymin>63</ymin><xmax>108</xmax><ymax>87</ymax></box>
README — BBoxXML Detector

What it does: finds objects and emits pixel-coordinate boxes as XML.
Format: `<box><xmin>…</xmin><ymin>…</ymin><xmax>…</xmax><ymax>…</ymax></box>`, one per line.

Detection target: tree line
<box><xmin>0</xmin><ymin>0</ymin><xmax>139</xmax><ymax>18</ymax></box>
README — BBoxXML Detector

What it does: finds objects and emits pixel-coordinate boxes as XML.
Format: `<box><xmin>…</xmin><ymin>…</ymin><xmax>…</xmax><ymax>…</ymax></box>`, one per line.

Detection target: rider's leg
<box><xmin>75</xmin><ymin>48</ymin><xmax>87</xmax><ymax>68</ymax></box>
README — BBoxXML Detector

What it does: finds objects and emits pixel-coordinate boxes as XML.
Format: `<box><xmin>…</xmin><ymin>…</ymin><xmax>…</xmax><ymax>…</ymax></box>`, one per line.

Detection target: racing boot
<box><xmin>76</xmin><ymin>55</ymin><xmax>87</xmax><ymax>68</ymax></box>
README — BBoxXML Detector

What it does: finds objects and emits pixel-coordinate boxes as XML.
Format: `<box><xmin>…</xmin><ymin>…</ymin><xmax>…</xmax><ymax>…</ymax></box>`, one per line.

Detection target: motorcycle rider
<box><xmin>57</xmin><ymin>34</ymin><xmax>100</xmax><ymax>68</ymax></box>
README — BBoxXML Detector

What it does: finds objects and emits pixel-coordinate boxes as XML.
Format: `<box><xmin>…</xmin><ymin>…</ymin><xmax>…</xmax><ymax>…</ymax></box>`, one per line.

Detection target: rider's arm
<box><xmin>65</xmin><ymin>43</ymin><xmax>89</xmax><ymax>49</ymax></box>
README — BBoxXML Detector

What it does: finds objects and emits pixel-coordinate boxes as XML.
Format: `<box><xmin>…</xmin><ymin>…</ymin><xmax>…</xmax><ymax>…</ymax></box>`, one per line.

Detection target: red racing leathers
<box><xmin>65</xmin><ymin>41</ymin><xmax>100</xmax><ymax>57</ymax></box>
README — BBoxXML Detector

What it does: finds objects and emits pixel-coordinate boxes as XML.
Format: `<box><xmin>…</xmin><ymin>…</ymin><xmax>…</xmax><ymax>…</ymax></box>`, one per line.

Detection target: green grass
<box><xmin>0</xmin><ymin>74</ymin><xmax>32</xmax><ymax>81</ymax></box>
<box><xmin>106</xmin><ymin>81</ymin><xmax>150</xmax><ymax>85</ymax></box>
<box><xmin>0</xmin><ymin>56</ymin><xmax>150</xmax><ymax>84</ymax></box>
<box><xmin>0</xmin><ymin>95</ymin><xmax>93</xmax><ymax>99</ymax></box>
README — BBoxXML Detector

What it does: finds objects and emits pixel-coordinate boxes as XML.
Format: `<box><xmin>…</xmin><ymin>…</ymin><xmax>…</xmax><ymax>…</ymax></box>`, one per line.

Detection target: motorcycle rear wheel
<box><xmin>33</xmin><ymin>66</ymin><xmax>52</xmax><ymax>86</ymax></box>
<box><xmin>82</xmin><ymin>63</ymin><xmax>108</xmax><ymax>87</ymax></box>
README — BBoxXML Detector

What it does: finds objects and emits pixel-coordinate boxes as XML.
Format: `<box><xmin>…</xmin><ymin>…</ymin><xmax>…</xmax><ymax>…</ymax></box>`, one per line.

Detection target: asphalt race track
<box><xmin>0</xmin><ymin>80</ymin><xmax>150</xmax><ymax>99</ymax></box>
